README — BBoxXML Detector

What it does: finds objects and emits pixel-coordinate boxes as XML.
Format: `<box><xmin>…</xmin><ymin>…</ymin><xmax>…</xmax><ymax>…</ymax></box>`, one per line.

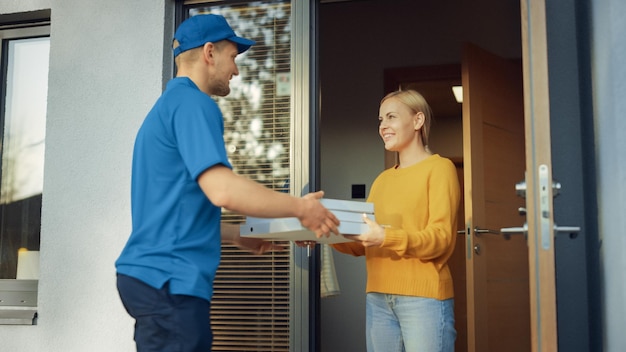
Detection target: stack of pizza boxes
<box><xmin>240</xmin><ymin>198</ymin><xmax>375</xmax><ymax>244</ymax></box>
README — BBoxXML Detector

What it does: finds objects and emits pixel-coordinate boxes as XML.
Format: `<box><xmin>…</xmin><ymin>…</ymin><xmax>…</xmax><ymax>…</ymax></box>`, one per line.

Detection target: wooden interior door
<box><xmin>462</xmin><ymin>43</ymin><xmax>529</xmax><ymax>351</ymax></box>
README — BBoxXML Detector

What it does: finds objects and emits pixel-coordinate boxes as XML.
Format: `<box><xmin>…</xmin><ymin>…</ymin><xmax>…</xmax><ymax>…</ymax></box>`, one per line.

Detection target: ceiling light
<box><xmin>452</xmin><ymin>86</ymin><xmax>463</xmax><ymax>103</ymax></box>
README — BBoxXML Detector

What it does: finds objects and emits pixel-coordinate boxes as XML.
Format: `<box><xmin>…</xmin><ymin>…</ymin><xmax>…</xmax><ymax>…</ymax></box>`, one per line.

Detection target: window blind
<box><xmin>184</xmin><ymin>2</ymin><xmax>292</xmax><ymax>351</ymax></box>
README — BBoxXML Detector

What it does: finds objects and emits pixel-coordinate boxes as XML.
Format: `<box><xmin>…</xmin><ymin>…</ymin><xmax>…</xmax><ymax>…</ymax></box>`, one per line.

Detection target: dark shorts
<box><xmin>116</xmin><ymin>274</ymin><xmax>213</xmax><ymax>351</ymax></box>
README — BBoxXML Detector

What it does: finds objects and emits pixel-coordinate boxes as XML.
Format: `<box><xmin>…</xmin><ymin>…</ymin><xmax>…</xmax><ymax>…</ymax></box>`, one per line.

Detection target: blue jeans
<box><xmin>366</xmin><ymin>293</ymin><xmax>456</xmax><ymax>352</ymax></box>
<box><xmin>117</xmin><ymin>274</ymin><xmax>213</xmax><ymax>351</ymax></box>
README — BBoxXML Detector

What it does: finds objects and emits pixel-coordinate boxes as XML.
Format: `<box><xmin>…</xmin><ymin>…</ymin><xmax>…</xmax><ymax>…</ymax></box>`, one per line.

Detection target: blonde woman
<box><xmin>334</xmin><ymin>89</ymin><xmax>461</xmax><ymax>352</ymax></box>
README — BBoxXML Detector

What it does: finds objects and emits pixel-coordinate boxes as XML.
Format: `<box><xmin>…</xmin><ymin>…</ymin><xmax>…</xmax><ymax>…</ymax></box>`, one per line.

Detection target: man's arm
<box><xmin>198</xmin><ymin>164</ymin><xmax>340</xmax><ymax>238</ymax></box>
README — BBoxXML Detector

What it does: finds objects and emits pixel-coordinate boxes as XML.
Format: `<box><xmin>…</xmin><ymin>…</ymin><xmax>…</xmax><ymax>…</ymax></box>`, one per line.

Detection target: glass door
<box><xmin>179</xmin><ymin>1</ymin><xmax>316</xmax><ymax>350</ymax></box>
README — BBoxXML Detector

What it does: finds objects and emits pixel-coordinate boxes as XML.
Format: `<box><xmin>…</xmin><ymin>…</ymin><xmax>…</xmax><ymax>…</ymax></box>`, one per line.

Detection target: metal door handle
<box><xmin>499</xmin><ymin>224</ymin><xmax>580</xmax><ymax>239</ymax></box>
<box><xmin>474</xmin><ymin>226</ymin><xmax>526</xmax><ymax>240</ymax></box>
<box><xmin>474</xmin><ymin>227</ymin><xmax>501</xmax><ymax>236</ymax></box>
<box><xmin>554</xmin><ymin>226</ymin><xmax>580</xmax><ymax>233</ymax></box>
<box><xmin>500</xmin><ymin>226</ymin><xmax>527</xmax><ymax>235</ymax></box>
<box><xmin>500</xmin><ymin>224</ymin><xmax>528</xmax><ymax>240</ymax></box>
<box><xmin>471</xmin><ymin>224</ymin><xmax>579</xmax><ymax>241</ymax></box>
<box><xmin>554</xmin><ymin>225</ymin><xmax>580</xmax><ymax>239</ymax></box>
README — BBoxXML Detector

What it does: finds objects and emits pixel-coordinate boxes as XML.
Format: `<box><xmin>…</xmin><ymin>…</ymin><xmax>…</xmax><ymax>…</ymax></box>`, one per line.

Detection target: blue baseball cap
<box><xmin>173</xmin><ymin>14</ymin><xmax>255</xmax><ymax>57</ymax></box>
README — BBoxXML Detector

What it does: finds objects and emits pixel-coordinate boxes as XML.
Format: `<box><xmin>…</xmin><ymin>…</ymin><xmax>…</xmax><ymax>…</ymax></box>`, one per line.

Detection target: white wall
<box><xmin>592</xmin><ymin>1</ymin><xmax>626</xmax><ymax>351</ymax></box>
<box><xmin>0</xmin><ymin>0</ymin><xmax>48</xmax><ymax>13</ymax></box>
<box><xmin>0</xmin><ymin>0</ymin><xmax>172</xmax><ymax>350</ymax></box>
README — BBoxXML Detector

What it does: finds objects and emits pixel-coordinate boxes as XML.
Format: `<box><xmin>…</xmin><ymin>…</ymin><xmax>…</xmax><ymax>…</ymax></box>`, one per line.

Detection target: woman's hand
<box><xmin>342</xmin><ymin>214</ymin><xmax>386</xmax><ymax>247</ymax></box>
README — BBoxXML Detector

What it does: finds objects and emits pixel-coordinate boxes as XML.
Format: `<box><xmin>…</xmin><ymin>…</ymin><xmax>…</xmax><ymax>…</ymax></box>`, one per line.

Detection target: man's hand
<box><xmin>298</xmin><ymin>191</ymin><xmax>341</xmax><ymax>238</ymax></box>
<box><xmin>222</xmin><ymin>222</ymin><xmax>285</xmax><ymax>254</ymax></box>
<box><xmin>234</xmin><ymin>236</ymin><xmax>286</xmax><ymax>255</ymax></box>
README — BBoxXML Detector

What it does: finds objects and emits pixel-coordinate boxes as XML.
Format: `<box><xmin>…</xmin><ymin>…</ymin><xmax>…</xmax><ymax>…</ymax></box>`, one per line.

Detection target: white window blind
<box><xmin>184</xmin><ymin>2</ymin><xmax>292</xmax><ymax>351</ymax></box>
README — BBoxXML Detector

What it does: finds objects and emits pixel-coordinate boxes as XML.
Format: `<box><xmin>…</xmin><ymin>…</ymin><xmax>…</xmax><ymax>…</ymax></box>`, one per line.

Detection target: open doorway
<box><xmin>319</xmin><ymin>1</ymin><xmax>522</xmax><ymax>351</ymax></box>
<box><xmin>383</xmin><ymin>63</ymin><xmax>467</xmax><ymax>352</ymax></box>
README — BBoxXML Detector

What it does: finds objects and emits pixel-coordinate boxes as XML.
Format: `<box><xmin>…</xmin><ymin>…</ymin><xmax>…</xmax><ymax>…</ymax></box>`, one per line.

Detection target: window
<box><xmin>0</xmin><ymin>22</ymin><xmax>50</xmax><ymax>325</ymax></box>
<box><xmin>182</xmin><ymin>1</ymin><xmax>296</xmax><ymax>351</ymax></box>
<box><xmin>0</xmin><ymin>25</ymin><xmax>49</xmax><ymax>280</ymax></box>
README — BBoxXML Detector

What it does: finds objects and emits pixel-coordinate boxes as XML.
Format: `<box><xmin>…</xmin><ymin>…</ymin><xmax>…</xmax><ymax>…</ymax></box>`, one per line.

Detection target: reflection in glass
<box><xmin>187</xmin><ymin>2</ymin><xmax>292</xmax><ymax>350</ymax></box>
<box><xmin>0</xmin><ymin>36</ymin><xmax>49</xmax><ymax>279</ymax></box>
<box><xmin>191</xmin><ymin>2</ymin><xmax>291</xmax><ymax>194</ymax></box>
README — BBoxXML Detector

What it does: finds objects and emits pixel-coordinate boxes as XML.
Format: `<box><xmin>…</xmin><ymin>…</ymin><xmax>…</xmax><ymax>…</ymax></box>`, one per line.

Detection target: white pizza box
<box><xmin>240</xmin><ymin>199</ymin><xmax>374</xmax><ymax>244</ymax></box>
<box><xmin>331</xmin><ymin>210</ymin><xmax>372</xmax><ymax>223</ymax></box>
<box><xmin>320</xmin><ymin>198</ymin><xmax>374</xmax><ymax>214</ymax></box>
<box><xmin>240</xmin><ymin>217</ymin><xmax>369</xmax><ymax>244</ymax></box>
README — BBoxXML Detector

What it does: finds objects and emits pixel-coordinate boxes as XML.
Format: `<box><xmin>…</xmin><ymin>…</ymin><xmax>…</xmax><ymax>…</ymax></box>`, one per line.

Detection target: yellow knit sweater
<box><xmin>333</xmin><ymin>154</ymin><xmax>461</xmax><ymax>300</ymax></box>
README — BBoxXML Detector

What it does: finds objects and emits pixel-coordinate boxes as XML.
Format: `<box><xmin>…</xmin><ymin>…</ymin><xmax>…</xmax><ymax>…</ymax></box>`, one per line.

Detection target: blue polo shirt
<box><xmin>115</xmin><ymin>77</ymin><xmax>231</xmax><ymax>301</ymax></box>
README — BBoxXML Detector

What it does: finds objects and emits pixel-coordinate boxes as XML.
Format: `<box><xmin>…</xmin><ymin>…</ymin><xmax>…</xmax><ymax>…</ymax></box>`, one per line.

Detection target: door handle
<box><xmin>500</xmin><ymin>224</ymin><xmax>528</xmax><ymax>240</ymax></box>
<box><xmin>473</xmin><ymin>226</ymin><xmax>527</xmax><ymax>240</ymax></box>
<box><xmin>473</xmin><ymin>226</ymin><xmax>522</xmax><ymax>240</ymax></box>
<box><xmin>554</xmin><ymin>225</ymin><xmax>581</xmax><ymax>239</ymax></box>
<box><xmin>474</xmin><ymin>227</ymin><xmax>501</xmax><ymax>236</ymax></box>
<box><xmin>499</xmin><ymin>224</ymin><xmax>580</xmax><ymax>239</ymax></box>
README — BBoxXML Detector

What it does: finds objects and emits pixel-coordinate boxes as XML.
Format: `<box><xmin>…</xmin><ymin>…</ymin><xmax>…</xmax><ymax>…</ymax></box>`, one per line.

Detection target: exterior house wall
<box><xmin>591</xmin><ymin>0</ymin><xmax>626</xmax><ymax>351</ymax></box>
<box><xmin>0</xmin><ymin>0</ymin><xmax>172</xmax><ymax>350</ymax></box>
<box><xmin>1</xmin><ymin>0</ymin><xmax>49</xmax><ymax>13</ymax></box>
